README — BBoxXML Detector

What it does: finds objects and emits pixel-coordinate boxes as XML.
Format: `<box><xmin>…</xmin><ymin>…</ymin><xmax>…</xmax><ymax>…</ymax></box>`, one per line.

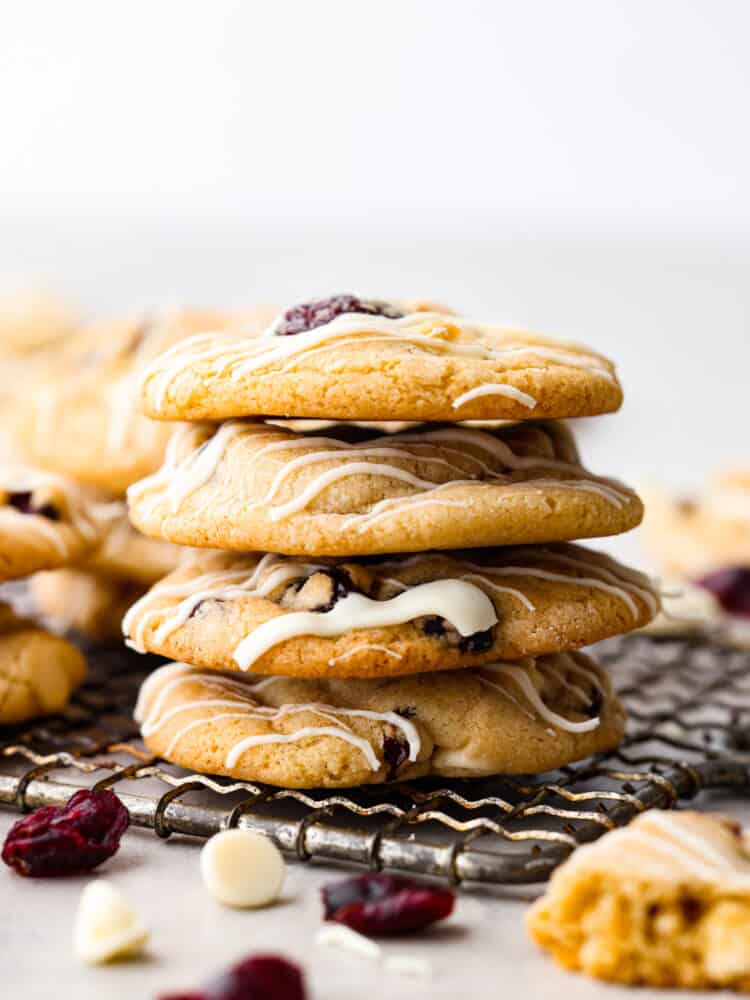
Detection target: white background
<box><xmin>2</xmin><ymin>0</ymin><xmax>749</xmax><ymax>546</ymax></box>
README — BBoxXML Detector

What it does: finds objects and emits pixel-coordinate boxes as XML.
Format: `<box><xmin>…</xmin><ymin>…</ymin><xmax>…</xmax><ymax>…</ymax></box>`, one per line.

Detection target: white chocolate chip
<box><xmin>73</xmin><ymin>881</ymin><xmax>149</xmax><ymax>965</ymax></box>
<box><xmin>200</xmin><ymin>829</ymin><xmax>285</xmax><ymax>908</ymax></box>
<box><xmin>384</xmin><ymin>954</ymin><xmax>433</xmax><ymax>979</ymax></box>
<box><xmin>315</xmin><ymin>923</ymin><xmax>382</xmax><ymax>960</ymax></box>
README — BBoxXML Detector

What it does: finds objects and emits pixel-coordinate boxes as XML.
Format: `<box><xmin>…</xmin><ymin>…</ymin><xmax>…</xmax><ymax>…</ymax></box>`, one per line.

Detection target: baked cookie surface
<box><xmin>0</xmin><ymin>465</ymin><xmax>100</xmax><ymax>581</ymax></box>
<box><xmin>0</xmin><ymin>603</ymin><xmax>86</xmax><ymax>724</ymax></box>
<box><xmin>127</xmin><ymin>420</ymin><xmax>643</xmax><ymax>556</ymax></box>
<box><xmin>135</xmin><ymin>652</ymin><xmax>624</xmax><ymax>788</ymax></box>
<box><xmin>139</xmin><ymin>297</ymin><xmax>622</xmax><ymax>423</ymax></box>
<box><xmin>14</xmin><ymin>306</ymin><xmax>275</xmax><ymax>495</ymax></box>
<box><xmin>123</xmin><ymin>544</ymin><xmax>658</xmax><ymax>678</ymax></box>
<box><xmin>528</xmin><ymin>810</ymin><xmax>750</xmax><ymax>990</ymax></box>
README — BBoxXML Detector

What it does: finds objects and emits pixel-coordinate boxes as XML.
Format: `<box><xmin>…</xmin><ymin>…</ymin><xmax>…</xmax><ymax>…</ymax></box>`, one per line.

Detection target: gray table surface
<box><xmin>2</xmin><ymin>791</ymin><xmax>748</xmax><ymax>999</ymax></box>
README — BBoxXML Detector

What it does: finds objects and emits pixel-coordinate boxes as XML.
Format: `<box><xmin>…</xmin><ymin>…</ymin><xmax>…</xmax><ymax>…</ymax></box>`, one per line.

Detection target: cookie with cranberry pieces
<box><xmin>0</xmin><ymin>465</ymin><xmax>101</xmax><ymax>581</ymax></box>
<box><xmin>122</xmin><ymin>543</ymin><xmax>658</xmax><ymax>678</ymax></box>
<box><xmin>139</xmin><ymin>295</ymin><xmax>622</xmax><ymax>423</ymax></box>
<box><xmin>136</xmin><ymin>652</ymin><xmax>624</xmax><ymax>788</ymax></box>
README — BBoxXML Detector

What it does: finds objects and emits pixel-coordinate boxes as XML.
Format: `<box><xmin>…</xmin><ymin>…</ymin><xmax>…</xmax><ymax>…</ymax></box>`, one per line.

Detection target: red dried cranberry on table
<box><xmin>159</xmin><ymin>954</ymin><xmax>306</xmax><ymax>1000</ymax></box>
<box><xmin>321</xmin><ymin>873</ymin><xmax>454</xmax><ymax>936</ymax></box>
<box><xmin>696</xmin><ymin>567</ymin><xmax>750</xmax><ymax>618</ymax></box>
<box><xmin>1</xmin><ymin>789</ymin><xmax>129</xmax><ymax>877</ymax></box>
<box><xmin>274</xmin><ymin>295</ymin><xmax>403</xmax><ymax>336</ymax></box>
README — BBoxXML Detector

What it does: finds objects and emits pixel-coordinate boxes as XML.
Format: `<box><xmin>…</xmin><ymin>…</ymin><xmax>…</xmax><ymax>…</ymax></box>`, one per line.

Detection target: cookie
<box><xmin>0</xmin><ymin>465</ymin><xmax>100</xmax><ymax>581</ymax></box>
<box><xmin>86</xmin><ymin>501</ymin><xmax>181</xmax><ymax>586</ymax></box>
<box><xmin>644</xmin><ymin>473</ymin><xmax>750</xmax><ymax>578</ymax></box>
<box><xmin>31</xmin><ymin>569</ymin><xmax>146</xmax><ymax>643</ymax></box>
<box><xmin>0</xmin><ymin>292</ymin><xmax>78</xmax><ymax>356</ymax></box>
<box><xmin>123</xmin><ymin>544</ymin><xmax>658</xmax><ymax>678</ymax></box>
<box><xmin>139</xmin><ymin>296</ymin><xmax>622</xmax><ymax>423</ymax></box>
<box><xmin>135</xmin><ymin>652</ymin><xmax>624</xmax><ymax>788</ymax></box>
<box><xmin>14</xmin><ymin>306</ymin><xmax>275</xmax><ymax>495</ymax></box>
<box><xmin>528</xmin><ymin>810</ymin><xmax>750</xmax><ymax>990</ymax></box>
<box><xmin>0</xmin><ymin>603</ymin><xmax>86</xmax><ymax>724</ymax></box>
<box><xmin>128</xmin><ymin>419</ymin><xmax>642</xmax><ymax>556</ymax></box>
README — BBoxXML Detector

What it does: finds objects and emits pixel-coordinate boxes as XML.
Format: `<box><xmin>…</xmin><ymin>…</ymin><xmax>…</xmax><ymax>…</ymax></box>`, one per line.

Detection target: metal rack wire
<box><xmin>0</xmin><ymin>634</ymin><xmax>748</xmax><ymax>887</ymax></box>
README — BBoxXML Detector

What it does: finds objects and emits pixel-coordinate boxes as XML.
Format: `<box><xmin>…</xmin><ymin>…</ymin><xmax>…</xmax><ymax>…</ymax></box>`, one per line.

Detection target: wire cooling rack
<box><xmin>0</xmin><ymin>634</ymin><xmax>748</xmax><ymax>887</ymax></box>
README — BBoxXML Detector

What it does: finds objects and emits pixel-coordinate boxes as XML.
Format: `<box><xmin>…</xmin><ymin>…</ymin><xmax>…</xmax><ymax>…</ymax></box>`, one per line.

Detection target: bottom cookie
<box><xmin>528</xmin><ymin>810</ymin><xmax>750</xmax><ymax>990</ymax></box>
<box><xmin>135</xmin><ymin>652</ymin><xmax>624</xmax><ymax>788</ymax></box>
<box><xmin>0</xmin><ymin>603</ymin><xmax>86</xmax><ymax>724</ymax></box>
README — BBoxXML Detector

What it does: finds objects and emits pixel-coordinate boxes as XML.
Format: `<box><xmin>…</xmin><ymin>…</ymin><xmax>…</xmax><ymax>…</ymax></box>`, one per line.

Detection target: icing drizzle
<box><xmin>135</xmin><ymin>652</ymin><xmax>611</xmax><ymax>775</ymax></box>
<box><xmin>566</xmin><ymin>809</ymin><xmax>750</xmax><ymax>888</ymax></box>
<box><xmin>122</xmin><ymin>546</ymin><xmax>658</xmax><ymax>666</ymax></box>
<box><xmin>127</xmin><ymin>421</ymin><xmax>634</xmax><ymax>531</ymax></box>
<box><xmin>139</xmin><ymin>311</ymin><xmax>617</xmax><ymax>415</ymax></box>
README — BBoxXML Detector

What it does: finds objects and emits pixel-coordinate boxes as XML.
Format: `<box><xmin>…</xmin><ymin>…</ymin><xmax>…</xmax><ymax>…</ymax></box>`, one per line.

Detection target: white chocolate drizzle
<box><xmin>136</xmin><ymin>652</ymin><xmax>611</xmax><ymax>776</ymax></box>
<box><xmin>452</xmin><ymin>383</ymin><xmax>537</xmax><ymax>410</ymax></box>
<box><xmin>328</xmin><ymin>644</ymin><xmax>403</xmax><ymax>666</ymax></box>
<box><xmin>564</xmin><ymin>809</ymin><xmax>750</xmax><ymax>888</ymax></box>
<box><xmin>232</xmin><ymin>581</ymin><xmax>497</xmax><ymax>670</ymax></box>
<box><xmin>135</xmin><ymin>664</ymin><xmax>421</xmax><ymax>773</ymax></box>
<box><xmin>122</xmin><ymin>546</ymin><xmax>657</xmax><ymax>661</ymax></box>
<box><xmin>480</xmin><ymin>656</ymin><xmax>605</xmax><ymax>734</ymax></box>
<box><xmin>127</xmin><ymin>420</ymin><xmax>634</xmax><ymax>532</ymax></box>
<box><xmin>140</xmin><ymin>311</ymin><xmax>616</xmax><ymax>413</ymax></box>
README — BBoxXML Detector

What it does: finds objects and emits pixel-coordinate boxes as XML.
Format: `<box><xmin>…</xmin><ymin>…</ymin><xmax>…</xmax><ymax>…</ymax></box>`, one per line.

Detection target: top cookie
<box><xmin>13</xmin><ymin>306</ymin><xmax>276</xmax><ymax>495</ymax></box>
<box><xmin>0</xmin><ymin>464</ymin><xmax>101</xmax><ymax>581</ymax></box>
<box><xmin>127</xmin><ymin>420</ymin><xmax>643</xmax><ymax>556</ymax></box>
<box><xmin>138</xmin><ymin>295</ymin><xmax>622</xmax><ymax>423</ymax></box>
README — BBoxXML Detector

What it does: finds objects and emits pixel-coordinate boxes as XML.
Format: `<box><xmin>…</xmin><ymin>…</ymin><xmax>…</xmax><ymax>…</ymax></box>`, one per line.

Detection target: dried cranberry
<box><xmin>7</xmin><ymin>491</ymin><xmax>59</xmax><ymax>520</ymax></box>
<box><xmin>383</xmin><ymin>733</ymin><xmax>409</xmax><ymax>780</ymax></box>
<box><xmin>321</xmin><ymin>873</ymin><xmax>454</xmax><ymax>936</ymax></box>
<box><xmin>586</xmin><ymin>686</ymin><xmax>604</xmax><ymax>718</ymax></box>
<box><xmin>459</xmin><ymin>627</ymin><xmax>495</xmax><ymax>654</ymax></box>
<box><xmin>188</xmin><ymin>597</ymin><xmax>225</xmax><ymax>619</ymax></box>
<box><xmin>696</xmin><ymin>567</ymin><xmax>750</xmax><ymax>618</ymax></box>
<box><xmin>420</xmin><ymin>616</ymin><xmax>446</xmax><ymax>638</ymax></box>
<box><xmin>2</xmin><ymin>789</ymin><xmax>129</xmax><ymax>877</ymax></box>
<box><xmin>275</xmin><ymin>295</ymin><xmax>403</xmax><ymax>336</ymax></box>
<box><xmin>159</xmin><ymin>954</ymin><xmax>306</xmax><ymax>1000</ymax></box>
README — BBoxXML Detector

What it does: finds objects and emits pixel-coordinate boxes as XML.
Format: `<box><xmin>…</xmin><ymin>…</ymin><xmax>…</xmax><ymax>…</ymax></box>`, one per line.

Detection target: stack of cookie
<box><xmin>12</xmin><ymin>307</ymin><xmax>274</xmax><ymax>642</ymax></box>
<box><xmin>0</xmin><ymin>465</ymin><xmax>98</xmax><ymax>724</ymax></box>
<box><xmin>125</xmin><ymin>296</ymin><xmax>659</xmax><ymax>788</ymax></box>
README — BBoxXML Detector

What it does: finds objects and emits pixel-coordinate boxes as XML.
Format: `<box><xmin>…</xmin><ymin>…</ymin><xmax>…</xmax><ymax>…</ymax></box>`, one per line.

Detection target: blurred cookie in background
<box><xmin>642</xmin><ymin>470</ymin><xmax>750</xmax><ymax>645</ymax></box>
<box><xmin>0</xmin><ymin>292</ymin><xmax>81</xmax><ymax>453</ymax></box>
<box><xmin>13</xmin><ymin>305</ymin><xmax>276</xmax><ymax>495</ymax></box>
<box><xmin>0</xmin><ymin>601</ymin><xmax>87</xmax><ymax>724</ymax></box>
<box><xmin>30</xmin><ymin>568</ymin><xmax>145</xmax><ymax>645</ymax></box>
<box><xmin>86</xmin><ymin>500</ymin><xmax>181</xmax><ymax>586</ymax></box>
<box><xmin>0</xmin><ymin>291</ymin><xmax>78</xmax><ymax>356</ymax></box>
<box><xmin>28</xmin><ymin>502</ymin><xmax>183</xmax><ymax>644</ymax></box>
